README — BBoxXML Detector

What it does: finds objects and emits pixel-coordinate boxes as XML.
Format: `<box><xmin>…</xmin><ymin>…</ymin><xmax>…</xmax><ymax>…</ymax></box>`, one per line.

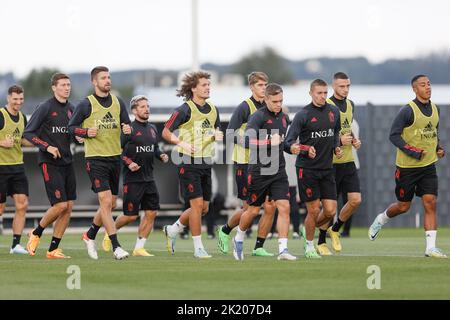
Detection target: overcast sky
<box><xmin>1</xmin><ymin>0</ymin><xmax>449</xmax><ymax>77</ymax></box>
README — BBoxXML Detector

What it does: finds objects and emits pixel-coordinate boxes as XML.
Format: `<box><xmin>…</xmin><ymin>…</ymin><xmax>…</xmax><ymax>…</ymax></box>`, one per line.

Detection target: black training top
<box><xmin>122</xmin><ymin>120</ymin><xmax>162</xmax><ymax>183</ymax></box>
<box><xmin>244</xmin><ymin>106</ymin><xmax>289</xmax><ymax>174</ymax></box>
<box><xmin>285</xmin><ymin>102</ymin><xmax>341</xmax><ymax>170</ymax></box>
<box><xmin>24</xmin><ymin>97</ymin><xmax>75</xmax><ymax>166</ymax></box>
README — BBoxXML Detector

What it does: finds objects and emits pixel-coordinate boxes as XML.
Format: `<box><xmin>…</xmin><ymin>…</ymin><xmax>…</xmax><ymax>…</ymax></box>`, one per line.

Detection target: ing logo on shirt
<box><xmin>5</xmin><ymin>127</ymin><xmax>21</xmax><ymax>143</ymax></box>
<box><xmin>94</xmin><ymin>112</ymin><xmax>118</xmax><ymax>130</ymax></box>
<box><xmin>414</xmin><ymin>122</ymin><xmax>437</xmax><ymax>140</ymax></box>
<box><xmin>193</xmin><ymin>120</ymin><xmax>214</xmax><ymax>137</ymax></box>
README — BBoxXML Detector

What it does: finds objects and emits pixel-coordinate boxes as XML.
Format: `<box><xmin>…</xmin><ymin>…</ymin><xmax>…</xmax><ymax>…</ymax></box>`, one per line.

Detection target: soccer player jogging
<box><xmin>0</xmin><ymin>85</ymin><xmax>33</xmax><ymax>254</ymax></box>
<box><xmin>317</xmin><ymin>72</ymin><xmax>362</xmax><ymax>255</ymax></box>
<box><xmin>217</xmin><ymin>71</ymin><xmax>276</xmax><ymax>257</ymax></box>
<box><xmin>69</xmin><ymin>66</ymin><xmax>132</xmax><ymax>260</ymax></box>
<box><xmin>162</xmin><ymin>71</ymin><xmax>223</xmax><ymax>258</ymax></box>
<box><xmin>24</xmin><ymin>73</ymin><xmax>77</xmax><ymax>259</ymax></box>
<box><xmin>233</xmin><ymin>83</ymin><xmax>296</xmax><ymax>261</ymax></box>
<box><xmin>102</xmin><ymin>95</ymin><xmax>169</xmax><ymax>257</ymax></box>
<box><xmin>369</xmin><ymin>75</ymin><xmax>446</xmax><ymax>258</ymax></box>
<box><xmin>285</xmin><ymin>79</ymin><xmax>342</xmax><ymax>259</ymax></box>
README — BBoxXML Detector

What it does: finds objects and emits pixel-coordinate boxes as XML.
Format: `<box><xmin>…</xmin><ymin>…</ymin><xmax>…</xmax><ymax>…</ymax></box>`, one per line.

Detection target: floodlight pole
<box><xmin>192</xmin><ymin>0</ymin><xmax>199</xmax><ymax>71</ymax></box>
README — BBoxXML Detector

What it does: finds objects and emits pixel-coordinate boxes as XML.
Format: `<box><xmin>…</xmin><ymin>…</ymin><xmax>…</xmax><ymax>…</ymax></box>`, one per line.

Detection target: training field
<box><xmin>0</xmin><ymin>227</ymin><xmax>449</xmax><ymax>300</ymax></box>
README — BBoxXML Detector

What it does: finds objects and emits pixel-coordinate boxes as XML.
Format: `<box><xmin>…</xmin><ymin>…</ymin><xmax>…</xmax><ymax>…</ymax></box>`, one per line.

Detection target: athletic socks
<box><xmin>378</xmin><ymin>211</ymin><xmax>390</xmax><ymax>225</ymax></box>
<box><xmin>12</xmin><ymin>234</ymin><xmax>21</xmax><ymax>249</ymax></box>
<box><xmin>169</xmin><ymin>219</ymin><xmax>185</xmax><ymax>235</ymax></box>
<box><xmin>33</xmin><ymin>223</ymin><xmax>45</xmax><ymax>237</ymax></box>
<box><xmin>235</xmin><ymin>227</ymin><xmax>246</xmax><ymax>242</ymax></box>
<box><xmin>278</xmin><ymin>238</ymin><xmax>288</xmax><ymax>254</ymax></box>
<box><xmin>254</xmin><ymin>237</ymin><xmax>265</xmax><ymax>250</ymax></box>
<box><xmin>306</xmin><ymin>240</ymin><xmax>315</xmax><ymax>251</ymax></box>
<box><xmin>192</xmin><ymin>235</ymin><xmax>204</xmax><ymax>251</ymax></box>
<box><xmin>86</xmin><ymin>223</ymin><xmax>101</xmax><ymax>240</ymax></box>
<box><xmin>135</xmin><ymin>237</ymin><xmax>147</xmax><ymax>250</ymax></box>
<box><xmin>221</xmin><ymin>224</ymin><xmax>233</xmax><ymax>235</ymax></box>
<box><xmin>48</xmin><ymin>237</ymin><xmax>61</xmax><ymax>252</ymax></box>
<box><xmin>108</xmin><ymin>234</ymin><xmax>121</xmax><ymax>251</ymax></box>
<box><xmin>425</xmin><ymin>230</ymin><xmax>437</xmax><ymax>252</ymax></box>
<box><xmin>318</xmin><ymin>229</ymin><xmax>327</xmax><ymax>245</ymax></box>
<box><xmin>332</xmin><ymin>218</ymin><xmax>345</xmax><ymax>232</ymax></box>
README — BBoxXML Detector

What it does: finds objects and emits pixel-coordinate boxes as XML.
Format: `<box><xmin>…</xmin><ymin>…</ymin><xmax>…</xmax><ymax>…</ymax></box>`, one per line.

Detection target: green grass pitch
<box><xmin>0</xmin><ymin>227</ymin><xmax>449</xmax><ymax>299</ymax></box>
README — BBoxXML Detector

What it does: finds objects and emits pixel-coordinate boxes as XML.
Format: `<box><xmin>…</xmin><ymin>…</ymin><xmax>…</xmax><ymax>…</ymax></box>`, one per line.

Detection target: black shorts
<box><xmin>333</xmin><ymin>162</ymin><xmax>361</xmax><ymax>195</ymax></box>
<box><xmin>123</xmin><ymin>181</ymin><xmax>160</xmax><ymax>215</ymax></box>
<box><xmin>297</xmin><ymin>167</ymin><xmax>337</xmax><ymax>202</ymax></box>
<box><xmin>85</xmin><ymin>159</ymin><xmax>120</xmax><ymax>195</ymax></box>
<box><xmin>246</xmin><ymin>170</ymin><xmax>290</xmax><ymax>207</ymax></box>
<box><xmin>235</xmin><ymin>163</ymin><xmax>249</xmax><ymax>201</ymax></box>
<box><xmin>178</xmin><ymin>165</ymin><xmax>212</xmax><ymax>201</ymax></box>
<box><xmin>0</xmin><ymin>172</ymin><xmax>29</xmax><ymax>203</ymax></box>
<box><xmin>395</xmin><ymin>164</ymin><xmax>438</xmax><ymax>202</ymax></box>
<box><xmin>40</xmin><ymin>163</ymin><xmax>77</xmax><ymax>206</ymax></box>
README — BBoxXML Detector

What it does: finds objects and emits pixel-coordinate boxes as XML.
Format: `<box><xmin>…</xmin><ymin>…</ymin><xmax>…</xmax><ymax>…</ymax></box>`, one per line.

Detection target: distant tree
<box><xmin>22</xmin><ymin>68</ymin><xmax>60</xmax><ymax>98</ymax></box>
<box><xmin>233</xmin><ymin>47</ymin><xmax>294</xmax><ymax>84</ymax></box>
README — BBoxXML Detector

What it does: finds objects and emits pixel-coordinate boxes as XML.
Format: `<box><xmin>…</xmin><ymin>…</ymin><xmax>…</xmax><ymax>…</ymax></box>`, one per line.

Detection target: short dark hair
<box><xmin>333</xmin><ymin>72</ymin><xmax>349</xmax><ymax>80</ymax></box>
<box><xmin>265</xmin><ymin>83</ymin><xmax>283</xmax><ymax>96</ymax></box>
<box><xmin>51</xmin><ymin>73</ymin><xmax>70</xmax><ymax>86</ymax></box>
<box><xmin>248</xmin><ymin>71</ymin><xmax>269</xmax><ymax>86</ymax></box>
<box><xmin>310</xmin><ymin>79</ymin><xmax>327</xmax><ymax>91</ymax></box>
<box><xmin>8</xmin><ymin>85</ymin><xmax>24</xmax><ymax>95</ymax></box>
<box><xmin>91</xmin><ymin>66</ymin><xmax>109</xmax><ymax>81</ymax></box>
<box><xmin>411</xmin><ymin>74</ymin><xmax>427</xmax><ymax>86</ymax></box>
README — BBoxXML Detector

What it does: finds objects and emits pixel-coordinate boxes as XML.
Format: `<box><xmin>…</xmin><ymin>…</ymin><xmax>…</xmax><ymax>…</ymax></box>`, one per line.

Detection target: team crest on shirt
<box><xmin>150</xmin><ymin>128</ymin><xmax>156</xmax><ymax>138</ymax></box>
<box><xmin>282</xmin><ymin>116</ymin><xmax>287</xmax><ymax>128</ymax></box>
<box><xmin>328</xmin><ymin>111</ymin><xmax>335</xmax><ymax>123</ymax></box>
<box><xmin>55</xmin><ymin>190</ymin><xmax>61</xmax><ymax>199</ymax></box>
<box><xmin>67</xmin><ymin>110</ymin><xmax>73</xmax><ymax>119</ymax></box>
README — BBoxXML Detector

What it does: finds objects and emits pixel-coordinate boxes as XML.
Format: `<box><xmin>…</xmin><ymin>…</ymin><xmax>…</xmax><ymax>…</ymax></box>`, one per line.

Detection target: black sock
<box><xmin>86</xmin><ymin>223</ymin><xmax>101</xmax><ymax>240</ymax></box>
<box><xmin>12</xmin><ymin>234</ymin><xmax>21</xmax><ymax>249</ymax></box>
<box><xmin>318</xmin><ymin>229</ymin><xmax>327</xmax><ymax>245</ymax></box>
<box><xmin>221</xmin><ymin>224</ymin><xmax>233</xmax><ymax>235</ymax></box>
<box><xmin>254</xmin><ymin>237</ymin><xmax>265</xmax><ymax>250</ymax></box>
<box><xmin>109</xmin><ymin>234</ymin><xmax>121</xmax><ymax>251</ymax></box>
<box><xmin>49</xmin><ymin>237</ymin><xmax>61</xmax><ymax>252</ymax></box>
<box><xmin>33</xmin><ymin>224</ymin><xmax>45</xmax><ymax>237</ymax></box>
<box><xmin>332</xmin><ymin>218</ymin><xmax>345</xmax><ymax>232</ymax></box>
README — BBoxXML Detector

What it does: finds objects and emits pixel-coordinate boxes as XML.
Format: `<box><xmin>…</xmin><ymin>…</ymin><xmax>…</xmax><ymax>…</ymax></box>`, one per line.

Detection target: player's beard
<box><xmin>98</xmin><ymin>85</ymin><xmax>111</xmax><ymax>94</ymax></box>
